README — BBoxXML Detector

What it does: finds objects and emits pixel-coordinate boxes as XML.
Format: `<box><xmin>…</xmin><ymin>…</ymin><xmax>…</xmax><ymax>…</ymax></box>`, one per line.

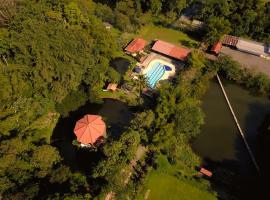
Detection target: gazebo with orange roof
<box><xmin>74</xmin><ymin>114</ymin><xmax>106</xmax><ymax>146</ymax></box>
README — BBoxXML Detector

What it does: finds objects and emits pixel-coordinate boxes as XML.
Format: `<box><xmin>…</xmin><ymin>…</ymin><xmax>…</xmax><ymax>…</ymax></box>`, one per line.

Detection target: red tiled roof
<box><xmin>211</xmin><ymin>41</ymin><xmax>222</xmax><ymax>54</ymax></box>
<box><xmin>74</xmin><ymin>115</ymin><xmax>106</xmax><ymax>145</ymax></box>
<box><xmin>222</xmin><ymin>35</ymin><xmax>239</xmax><ymax>47</ymax></box>
<box><xmin>152</xmin><ymin>40</ymin><xmax>191</xmax><ymax>60</ymax></box>
<box><xmin>200</xmin><ymin>168</ymin><xmax>212</xmax><ymax>177</ymax></box>
<box><xmin>125</xmin><ymin>38</ymin><xmax>147</xmax><ymax>53</ymax></box>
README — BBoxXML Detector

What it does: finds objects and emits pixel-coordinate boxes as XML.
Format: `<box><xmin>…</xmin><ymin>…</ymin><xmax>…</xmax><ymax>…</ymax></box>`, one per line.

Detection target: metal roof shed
<box><xmin>236</xmin><ymin>39</ymin><xmax>269</xmax><ymax>57</ymax></box>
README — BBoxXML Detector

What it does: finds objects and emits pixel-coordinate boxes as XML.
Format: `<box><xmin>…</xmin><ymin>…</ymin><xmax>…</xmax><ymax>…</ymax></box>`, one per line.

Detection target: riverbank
<box><xmin>192</xmin><ymin>77</ymin><xmax>270</xmax><ymax>199</ymax></box>
<box><xmin>221</xmin><ymin>46</ymin><xmax>270</xmax><ymax>78</ymax></box>
<box><xmin>141</xmin><ymin>155</ymin><xmax>217</xmax><ymax>200</ymax></box>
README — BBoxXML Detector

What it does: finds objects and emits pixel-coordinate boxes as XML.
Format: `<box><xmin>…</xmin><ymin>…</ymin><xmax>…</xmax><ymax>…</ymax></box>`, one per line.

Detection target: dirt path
<box><xmin>221</xmin><ymin>46</ymin><xmax>270</xmax><ymax>77</ymax></box>
<box><xmin>124</xmin><ymin>145</ymin><xmax>147</xmax><ymax>185</ymax></box>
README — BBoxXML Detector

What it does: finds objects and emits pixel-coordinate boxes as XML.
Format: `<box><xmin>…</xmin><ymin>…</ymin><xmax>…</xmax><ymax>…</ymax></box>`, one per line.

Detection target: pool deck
<box><xmin>141</xmin><ymin>53</ymin><xmax>183</xmax><ymax>82</ymax></box>
<box><xmin>141</xmin><ymin>52</ymin><xmax>182</xmax><ymax>69</ymax></box>
<box><xmin>143</xmin><ymin>58</ymin><xmax>175</xmax><ymax>81</ymax></box>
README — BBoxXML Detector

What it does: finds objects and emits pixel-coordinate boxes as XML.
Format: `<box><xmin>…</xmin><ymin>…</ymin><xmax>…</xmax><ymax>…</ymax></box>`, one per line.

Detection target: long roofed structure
<box><xmin>151</xmin><ymin>40</ymin><xmax>191</xmax><ymax>60</ymax></box>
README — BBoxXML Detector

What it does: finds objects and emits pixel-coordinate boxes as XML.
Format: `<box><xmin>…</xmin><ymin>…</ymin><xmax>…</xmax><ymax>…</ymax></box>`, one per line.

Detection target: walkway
<box><xmin>221</xmin><ymin>46</ymin><xmax>270</xmax><ymax>77</ymax></box>
<box><xmin>216</xmin><ymin>74</ymin><xmax>260</xmax><ymax>172</ymax></box>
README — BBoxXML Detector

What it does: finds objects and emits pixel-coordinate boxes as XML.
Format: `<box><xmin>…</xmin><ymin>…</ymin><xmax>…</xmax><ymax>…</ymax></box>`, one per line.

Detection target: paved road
<box><xmin>221</xmin><ymin>46</ymin><xmax>270</xmax><ymax>77</ymax></box>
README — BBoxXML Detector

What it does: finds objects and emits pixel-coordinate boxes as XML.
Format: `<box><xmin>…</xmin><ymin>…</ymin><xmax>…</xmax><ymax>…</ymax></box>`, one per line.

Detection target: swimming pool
<box><xmin>145</xmin><ymin>61</ymin><xmax>166</xmax><ymax>88</ymax></box>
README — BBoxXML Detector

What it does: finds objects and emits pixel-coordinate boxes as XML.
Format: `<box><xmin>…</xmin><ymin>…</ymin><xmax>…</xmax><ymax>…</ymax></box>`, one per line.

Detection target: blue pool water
<box><xmin>145</xmin><ymin>62</ymin><xmax>166</xmax><ymax>88</ymax></box>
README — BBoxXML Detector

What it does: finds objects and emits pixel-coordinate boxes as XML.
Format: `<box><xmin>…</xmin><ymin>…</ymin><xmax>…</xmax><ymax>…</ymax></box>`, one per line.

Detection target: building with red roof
<box><xmin>125</xmin><ymin>38</ymin><xmax>148</xmax><ymax>54</ymax></box>
<box><xmin>211</xmin><ymin>41</ymin><xmax>222</xmax><ymax>55</ymax></box>
<box><xmin>151</xmin><ymin>40</ymin><xmax>191</xmax><ymax>60</ymax></box>
<box><xmin>200</xmin><ymin>167</ymin><xmax>213</xmax><ymax>178</ymax></box>
<box><xmin>222</xmin><ymin>35</ymin><xmax>239</xmax><ymax>47</ymax></box>
<box><xmin>74</xmin><ymin>115</ymin><xmax>106</xmax><ymax>145</ymax></box>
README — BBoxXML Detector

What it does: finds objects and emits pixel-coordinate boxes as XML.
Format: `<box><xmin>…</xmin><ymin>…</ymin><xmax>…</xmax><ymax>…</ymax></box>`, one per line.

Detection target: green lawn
<box><xmin>137</xmin><ymin>25</ymin><xmax>198</xmax><ymax>47</ymax></box>
<box><xmin>142</xmin><ymin>156</ymin><xmax>217</xmax><ymax>200</ymax></box>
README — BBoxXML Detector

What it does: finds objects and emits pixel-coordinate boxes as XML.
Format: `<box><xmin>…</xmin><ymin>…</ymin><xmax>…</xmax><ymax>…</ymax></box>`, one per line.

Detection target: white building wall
<box><xmin>236</xmin><ymin>39</ymin><xmax>269</xmax><ymax>57</ymax></box>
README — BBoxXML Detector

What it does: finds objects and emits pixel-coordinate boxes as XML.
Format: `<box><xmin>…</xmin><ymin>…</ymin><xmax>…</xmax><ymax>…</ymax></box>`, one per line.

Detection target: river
<box><xmin>192</xmin><ymin>78</ymin><xmax>270</xmax><ymax>199</ymax></box>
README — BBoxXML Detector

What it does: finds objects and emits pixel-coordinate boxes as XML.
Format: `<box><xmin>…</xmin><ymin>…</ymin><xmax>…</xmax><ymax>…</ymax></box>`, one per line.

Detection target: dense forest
<box><xmin>1</xmin><ymin>0</ymin><xmax>270</xmax><ymax>199</ymax></box>
<box><xmin>93</xmin><ymin>0</ymin><xmax>270</xmax><ymax>44</ymax></box>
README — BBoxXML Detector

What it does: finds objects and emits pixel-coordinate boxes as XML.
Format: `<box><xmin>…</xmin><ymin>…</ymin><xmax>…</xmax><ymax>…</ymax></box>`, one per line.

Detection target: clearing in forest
<box><xmin>137</xmin><ymin>25</ymin><xmax>198</xmax><ymax>46</ymax></box>
<box><xmin>141</xmin><ymin>156</ymin><xmax>217</xmax><ymax>200</ymax></box>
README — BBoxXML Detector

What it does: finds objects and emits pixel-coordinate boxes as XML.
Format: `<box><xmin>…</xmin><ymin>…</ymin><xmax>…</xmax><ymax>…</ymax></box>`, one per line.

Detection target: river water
<box><xmin>192</xmin><ymin>78</ymin><xmax>270</xmax><ymax>199</ymax></box>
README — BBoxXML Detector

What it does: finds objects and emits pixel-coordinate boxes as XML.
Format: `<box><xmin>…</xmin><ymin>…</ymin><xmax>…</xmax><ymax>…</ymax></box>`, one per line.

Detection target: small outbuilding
<box><xmin>107</xmin><ymin>83</ymin><xmax>118</xmax><ymax>91</ymax></box>
<box><xmin>74</xmin><ymin>115</ymin><xmax>106</xmax><ymax>146</ymax></box>
<box><xmin>125</xmin><ymin>38</ymin><xmax>148</xmax><ymax>54</ymax></box>
<box><xmin>199</xmin><ymin>167</ymin><xmax>213</xmax><ymax>178</ymax></box>
<box><xmin>211</xmin><ymin>41</ymin><xmax>222</xmax><ymax>55</ymax></box>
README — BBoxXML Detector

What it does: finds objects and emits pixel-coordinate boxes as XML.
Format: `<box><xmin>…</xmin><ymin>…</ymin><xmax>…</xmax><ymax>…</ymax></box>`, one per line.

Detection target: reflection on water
<box><xmin>192</xmin><ymin>78</ymin><xmax>270</xmax><ymax>198</ymax></box>
<box><xmin>51</xmin><ymin>99</ymin><xmax>135</xmax><ymax>171</ymax></box>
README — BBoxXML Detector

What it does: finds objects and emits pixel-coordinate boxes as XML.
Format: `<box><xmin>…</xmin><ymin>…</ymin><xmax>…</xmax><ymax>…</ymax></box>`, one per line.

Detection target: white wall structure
<box><xmin>236</xmin><ymin>39</ymin><xmax>270</xmax><ymax>57</ymax></box>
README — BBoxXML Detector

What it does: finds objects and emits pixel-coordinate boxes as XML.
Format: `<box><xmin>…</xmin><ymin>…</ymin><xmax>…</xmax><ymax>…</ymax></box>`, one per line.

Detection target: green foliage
<box><xmin>149</xmin><ymin>59</ymin><xmax>211</xmax><ymax>175</ymax></box>
<box><xmin>187</xmin><ymin>50</ymin><xmax>206</xmax><ymax>69</ymax></box>
<box><xmin>95</xmin><ymin>3</ymin><xmax>115</xmax><ymax>24</ymax></box>
<box><xmin>69</xmin><ymin>172</ymin><xmax>89</xmax><ymax>193</ymax></box>
<box><xmin>0</xmin><ymin>0</ymin><xmax>120</xmax><ymax>198</ymax></box>
<box><xmin>204</xmin><ymin>16</ymin><xmax>232</xmax><ymax>44</ymax></box>
<box><xmin>195</xmin><ymin>0</ymin><xmax>270</xmax><ymax>43</ymax></box>
<box><xmin>93</xmin><ymin>130</ymin><xmax>141</xmax><ymax>179</ymax></box>
<box><xmin>217</xmin><ymin>56</ymin><xmax>270</xmax><ymax>95</ymax></box>
<box><xmin>55</xmin><ymin>89</ymin><xmax>88</xmax><ymax>117</ymax></box>
<box><xmin>143</xmin><ymin>155</ymin><xmax>216</xmax><ymax>200</ymax></box>
<box><xmin>94</xmin><ymin>0</ymin><xmax>191</xmax><ymax>32</ymax></box>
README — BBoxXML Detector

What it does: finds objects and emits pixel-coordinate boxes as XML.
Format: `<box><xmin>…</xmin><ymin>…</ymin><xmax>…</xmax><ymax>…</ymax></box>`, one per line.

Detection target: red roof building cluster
<box><xmin>211</xmin><ymin>41</ymin><xmax>222</xmax><ymax>54</ymax></box>
<box><xmin>74</xmin><ymin>115</ymin><xmax>106</xmax><ymax>145</ymax></box>
<box><xmin>151</xmin><ymin>40</ymin><xmax>191</xmax><ymax>60</ymax></box>
<box><xmin>222</xmin><ymin>35</ymin><xmax>239</xmax><ymax>47</ymax></box>
<box><xmin>125</xmin><ymin>38</ymin><xmax>148</xmax><ymax>53</ymax></box>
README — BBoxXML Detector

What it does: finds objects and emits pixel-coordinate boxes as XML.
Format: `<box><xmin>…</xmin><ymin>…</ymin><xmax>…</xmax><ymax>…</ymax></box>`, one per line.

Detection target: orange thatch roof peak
<box><xmin>74</xmin><ymin>115</ymin><xmax>106</xmax><ymax>145</ymax></box>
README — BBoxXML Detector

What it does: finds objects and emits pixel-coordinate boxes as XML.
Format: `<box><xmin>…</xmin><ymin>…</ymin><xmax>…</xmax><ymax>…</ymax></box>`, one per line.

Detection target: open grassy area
<box><xmin>142</xmin><ymin>156</ymin><xmax>217</xmax><ymax>200</ymax></box>
<box><xmin>99</xmin><ymin>89</ymin><xmax>139</xmax><ymax>105</ymax></box>
<box><xmin>137</xmin><ymin>25</ymin><xmax>198</xmax><ymax>47</ymax></box>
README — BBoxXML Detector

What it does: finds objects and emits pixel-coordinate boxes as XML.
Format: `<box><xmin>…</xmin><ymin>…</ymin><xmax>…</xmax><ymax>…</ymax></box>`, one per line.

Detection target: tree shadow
<box><xmin>194</xmin><ymin>79</ymin><xmax>270</xmax><ymax>199</ymax></box>
<box><xmin>51</xmin><ymin>99</ymin><xmax>135</xmax><ymax>173</ymax></box>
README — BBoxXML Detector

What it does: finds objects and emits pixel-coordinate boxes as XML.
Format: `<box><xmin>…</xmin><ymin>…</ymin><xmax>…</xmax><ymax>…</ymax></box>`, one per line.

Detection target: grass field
<box><xmin>137</xmin><ymin>25</ymin><xmax>198</xmax><ymax>47</ymax></box>
<box><xmin>142</xmin><ymin>156</ymin><xmax>217</xmax><ymax>200</ymax></box>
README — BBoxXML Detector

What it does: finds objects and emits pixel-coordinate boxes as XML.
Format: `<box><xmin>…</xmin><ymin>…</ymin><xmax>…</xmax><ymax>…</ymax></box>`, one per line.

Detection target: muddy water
<box><xmin>192</xmin><ymin>78</ymin><xmax>270</xmax><ymax>199</ymax></box>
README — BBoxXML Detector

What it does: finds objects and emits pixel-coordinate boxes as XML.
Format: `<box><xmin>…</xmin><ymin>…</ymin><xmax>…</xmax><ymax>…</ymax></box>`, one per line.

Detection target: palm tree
<box><xmin>134</xmin><ymin>74</ymin><xmax>148</xmax><ymax>97</ymax></box>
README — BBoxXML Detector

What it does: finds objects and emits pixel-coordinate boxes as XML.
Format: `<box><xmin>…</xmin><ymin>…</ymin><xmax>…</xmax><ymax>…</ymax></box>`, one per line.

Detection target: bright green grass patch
<box><xmin>145</xmin><ymin>173</ymin><xmax>217</xmax><ymax>200</ymax></box>
<box><xmin>137</xmin><ymin>25</ymin><xmax>198</xmax><ymax>46</ymax></box>
<box><xmin>142</xmin><ymin>156</ymin><xmax>217</xmax><ymax>200</ymax></box>
<box><xmin>99</xmin><ymin>90</ymin><xmax>138</xmax><ymax>105</ymax></box>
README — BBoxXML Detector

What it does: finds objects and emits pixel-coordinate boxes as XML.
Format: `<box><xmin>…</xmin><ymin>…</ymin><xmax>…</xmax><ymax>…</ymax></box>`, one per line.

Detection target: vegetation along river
<box><xmin>192</xmin><ymin>78</ymin><xmax>270</xmax><ymax>199</ymax></box>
